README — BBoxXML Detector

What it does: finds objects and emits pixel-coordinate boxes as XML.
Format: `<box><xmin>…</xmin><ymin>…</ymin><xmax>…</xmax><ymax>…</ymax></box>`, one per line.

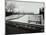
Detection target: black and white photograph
<box><xmin>5</xmin><ymin>0</ymin><xmax>44</xmax><ymax>35</ymax></box>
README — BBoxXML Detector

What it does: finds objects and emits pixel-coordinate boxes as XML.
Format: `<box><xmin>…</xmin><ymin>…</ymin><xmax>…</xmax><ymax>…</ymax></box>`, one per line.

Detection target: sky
<box><xmin>6</xmin><ymin>0</ymin><xmax>44</xmax><ymax>14</ymax></box>
<box><xmin>16</xmin><ymin>1</ymin><xmax>44</xmax><ymax>14</ymax></box>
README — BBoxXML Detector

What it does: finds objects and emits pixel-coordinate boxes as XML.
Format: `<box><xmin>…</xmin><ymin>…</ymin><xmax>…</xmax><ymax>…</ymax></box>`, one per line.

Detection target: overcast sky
<box><xmin>6</xmin><ymin>0</ymin><xmax>44</xmax><ymax>14</ymax></box>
